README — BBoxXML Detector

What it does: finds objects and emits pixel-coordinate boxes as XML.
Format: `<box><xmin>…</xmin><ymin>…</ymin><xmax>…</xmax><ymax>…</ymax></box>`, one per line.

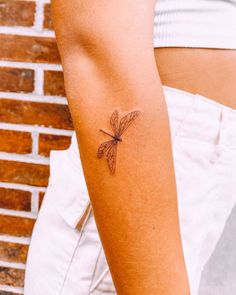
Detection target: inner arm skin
<box><xmin>51</xmin><ymin>1</ymin><xmax>190</xmax><ymax>294</ymax></box>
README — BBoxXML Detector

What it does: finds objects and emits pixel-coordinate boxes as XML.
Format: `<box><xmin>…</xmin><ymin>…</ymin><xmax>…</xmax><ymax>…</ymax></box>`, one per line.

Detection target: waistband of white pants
<box><xmin>163</xmin><ymin>85</ymin><xmax>236</xmax><ymax>148</ymax></box>
<box><xmin>69</xmin><ymin>85</ymin><xmax>236</xmax><ymax>164</ymax></box>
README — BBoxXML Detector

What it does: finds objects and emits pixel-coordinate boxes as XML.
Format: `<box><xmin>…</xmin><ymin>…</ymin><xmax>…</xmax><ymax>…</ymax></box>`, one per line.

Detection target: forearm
<box><xmin>51</xmin><ymin>1</ymin><xmax>190</xmax><ymax>294</ymax></box>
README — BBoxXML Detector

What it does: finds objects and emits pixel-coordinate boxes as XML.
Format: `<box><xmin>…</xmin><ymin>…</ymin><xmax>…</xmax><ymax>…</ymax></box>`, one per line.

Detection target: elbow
<box><xmin>51</xmin><ymin>0</ymin><xmax>154</xmax><ymax>66</ymax></box>
<box><xmin>52</xmin><ymin>13</ymin><xmax>118</xmax><ymax>65</ymax></box>
<box><xmin>51</xmin><ymin>1</ymin><xmax>154</xmax><ymax>75</ymax></box>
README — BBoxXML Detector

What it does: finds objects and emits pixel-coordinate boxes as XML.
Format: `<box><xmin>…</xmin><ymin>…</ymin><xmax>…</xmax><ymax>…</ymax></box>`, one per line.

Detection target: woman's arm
<box><xmin>51</xmin><ymin>1</ymin><xmax>190</xmax><ymax>294</ymax></box>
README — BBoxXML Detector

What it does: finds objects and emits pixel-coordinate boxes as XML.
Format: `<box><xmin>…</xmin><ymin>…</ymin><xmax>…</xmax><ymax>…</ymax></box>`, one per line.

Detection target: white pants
<box><xmin>24</xmin><ymin>85</ymin><xmax>236</xmax><ymax>295</ymax></box>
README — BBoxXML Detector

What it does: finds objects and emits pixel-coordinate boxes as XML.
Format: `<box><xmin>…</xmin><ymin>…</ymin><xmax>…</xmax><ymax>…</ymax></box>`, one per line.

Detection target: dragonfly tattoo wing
<box><xmin>118</xmin><ymin>110</ymin><xmax>141</xmax><ymax>136</ymax></box>
<box><xmin>106</xmin><ymin>141</ymin><xmax>118</xmax><ymax>174</ymax></box>
<box><xmin>97</xmin><ymin>109</ymin><xmax>141</xmax><ymax>174</ymax></box>
<box><xmin>97</xmin><ymin>140</ymin><xmax>114</xmax><ymax>158</ymax></box>
<box><xmin>110</xmin><ymin>110</ymin><xmax>119</xmax><ymax>135</ymax></box>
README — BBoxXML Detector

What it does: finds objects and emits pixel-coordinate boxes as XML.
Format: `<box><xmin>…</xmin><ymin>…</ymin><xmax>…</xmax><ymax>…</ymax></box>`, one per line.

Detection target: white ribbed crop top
<box><xmin>153</xmin><ymin>0</ymin><xmax>236</xmax><ymax>49</ymax></box>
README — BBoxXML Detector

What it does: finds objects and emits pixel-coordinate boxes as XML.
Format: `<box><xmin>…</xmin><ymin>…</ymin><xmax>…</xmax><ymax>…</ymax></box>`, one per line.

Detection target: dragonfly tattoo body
<box><xmin>97</xmin><ymin>109</ymin><xmax>141</xmax><ymax>174</ymax></box>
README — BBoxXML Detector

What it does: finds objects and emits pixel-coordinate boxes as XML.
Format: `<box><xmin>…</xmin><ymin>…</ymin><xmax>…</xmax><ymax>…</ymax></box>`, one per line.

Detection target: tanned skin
<box><xmin>154</xmin><ymin>48</ymin><xmax>236</xmax><ymax>109</ymax></box>
<box><xmin>51</xmin><ymin>1</ymin><xmax>190</xmax><ymax>294</ymax></box>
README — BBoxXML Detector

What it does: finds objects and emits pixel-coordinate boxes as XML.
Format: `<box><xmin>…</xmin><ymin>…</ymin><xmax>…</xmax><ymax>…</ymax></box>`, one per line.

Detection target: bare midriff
<box><xmin>154</xmin><ymin>47</ymin><xmax>236</xmax><ymax>109</ymax></box>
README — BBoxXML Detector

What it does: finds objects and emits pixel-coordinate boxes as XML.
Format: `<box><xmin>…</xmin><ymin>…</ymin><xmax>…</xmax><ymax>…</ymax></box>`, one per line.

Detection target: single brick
<box><xmin>39</xmin><ymin>133</ymin><xmax>71</xmax><ymax>157</ymax></box>
<box><xmin>0</xmin><ymin>34</ymin><xmax>60</xmax><ymax>64</ymax></box>
<box><xmin>0</xmin><ymin>266</ymin><xmax>24</xmax><ymax>287</ymax></box>
<box><xmin>0</xmin><ymin>241</ymin><xmax>28</xmax><ymax>264</ymax></box>
<box><xmin>0</xmin><ymin>99</ymin><xmax>73</xmax><ymax>130</ymax></box>
<box><xmin>0</xmin><ymin>215</ymin><xmax>35</xmax><ymax>237</ymax></box>
<box><xmin>0</xmin><ymin>291</ymin><xmax>21</xmax><ymax>295</ymax></box>
<box><xmin>0</xmin><ymin>160</ymin><xmax>49</xmax><ymax>187</ymax></box>
<box><xmin>44</xmin><ymin>70</ymin><xmax>65</xmax><ymax>96</ymax></box>
<box><xmin>0</xmin><ymin>129</ymin><xmax>32</xmax><ymax>154</ymax></box>
<box><xmin>0</xmin><ymin>187</ymin><xmax>31</xmax><ymax>211</ymax></box>
<box><xmin>39</xmin><ymin>191</ymin><xmax>45</xmax><ymax>209</ymax></box>
<box><xmin>0</xmin><ymin>1</ymin><xmax>36</xmax><ymax>27</ymax></box>
<box><xmin>0</xmin><ymin>67</ymin><xmax>34</xmax><ymax>93</ymax></box>
<box><xmin>44</xmin><ymin>3</ymin><xmax>53</xmax><ymax>30</ymax></box>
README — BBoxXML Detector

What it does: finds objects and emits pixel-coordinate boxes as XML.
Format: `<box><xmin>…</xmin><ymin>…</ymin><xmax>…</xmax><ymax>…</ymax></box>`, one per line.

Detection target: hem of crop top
<box><xmin>153</xmin><ymin>36</ymin><xmax>236</xmax><ymax>50</ymax></box>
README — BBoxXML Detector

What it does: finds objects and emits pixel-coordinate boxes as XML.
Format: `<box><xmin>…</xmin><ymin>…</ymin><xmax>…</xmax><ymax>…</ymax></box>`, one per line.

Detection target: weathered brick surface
<box><xmin>0</xmin><ymin>188</ymin><xmax>31</xmax><ymax>211</ymax></box>
<box><xmin>44</xmin><ymin>70</ymin><xmax>66</xmax><ymax>96</ymax></box>
<box><xmin>39</xmin><ymin>133</ymin><xmax>71</xmax><ymax>156</ymax></box>
<box><xmin>0</xmin><ymin>1</ymin><xmax>36</xmax><ymax>27</ymax></box>
<box><xmin>0</xmin><ymin>266</ymin><xmax>24</xmax><ymax>287</ymax></box>
<box><xmin>38</xmin><ymin>191</ymin><xmax>45</xmax><ymax>209</ymax></box>
<box><xmin>44</xmin><ymin>3</ymin><xmax>53</xmax><ymax>30</ymax></box>
<box><xmin>0</xmin><ymin>99</ymin><xmax>73</xmax><ymax>130</ymax></box>
<box><xmin>0</xmin><ymin>160</ymin><xmax>49</xmax><ymax>186</ymax></box>
<box><xmin>0</xmin><ymin>1</ymin><xmax>75</xmax><ymax>292</ymax></box>
<box><xmin>0</xmin><ymin>241</ymin><xmax>28</xmax><ymax>264</ymax></box>
<box><xmin>0</xmin><ymin>291</ymin><xmax>21</xmax><ymax>295</ymax></box>
<box><xmin>0</xmin><ymin>215</ymin><xmax>35</xmax><ymax>237</ymax></box>
<box><xmin>0</xmin><ymin>67</ymin><xmax>34</xmax><ymax>93</ymax></box>
<box><xmin>0</xmin><ymin>129</ymin><xmax>32</xmax><ymax>154</ymax></box>
<box><xmin>0</xmin><ymin>34</ymin><xmax>60</xmax><ymax>64</ymax></box>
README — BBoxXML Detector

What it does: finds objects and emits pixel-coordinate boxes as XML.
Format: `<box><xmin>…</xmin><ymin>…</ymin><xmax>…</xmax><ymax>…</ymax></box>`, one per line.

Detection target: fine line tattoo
<box><xmin>97</xmin><ymin>109</ymin><xmax>141</xmax><ymax>174</ymax></box>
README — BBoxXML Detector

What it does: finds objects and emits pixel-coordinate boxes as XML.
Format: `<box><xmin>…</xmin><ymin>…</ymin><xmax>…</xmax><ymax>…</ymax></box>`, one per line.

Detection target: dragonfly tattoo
<box><xmin>97</xmin><ymin>109</ymin><xmax>141</xmax><ymax>174</ymax></box>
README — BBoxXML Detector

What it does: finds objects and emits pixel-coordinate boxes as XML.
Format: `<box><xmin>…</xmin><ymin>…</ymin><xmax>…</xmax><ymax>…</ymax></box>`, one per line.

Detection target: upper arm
<box><xmin>51</xmin><ymin>0</ymin><xmax>157</xmax><ymax>58</ymax></box>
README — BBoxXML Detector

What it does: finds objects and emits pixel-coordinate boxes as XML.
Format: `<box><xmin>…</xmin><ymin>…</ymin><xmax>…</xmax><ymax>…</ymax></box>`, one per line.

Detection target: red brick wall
<box><xmin>0</xmin><ymin>1</ymin><xmax>72</xmax><ymax>293</ymax></box>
